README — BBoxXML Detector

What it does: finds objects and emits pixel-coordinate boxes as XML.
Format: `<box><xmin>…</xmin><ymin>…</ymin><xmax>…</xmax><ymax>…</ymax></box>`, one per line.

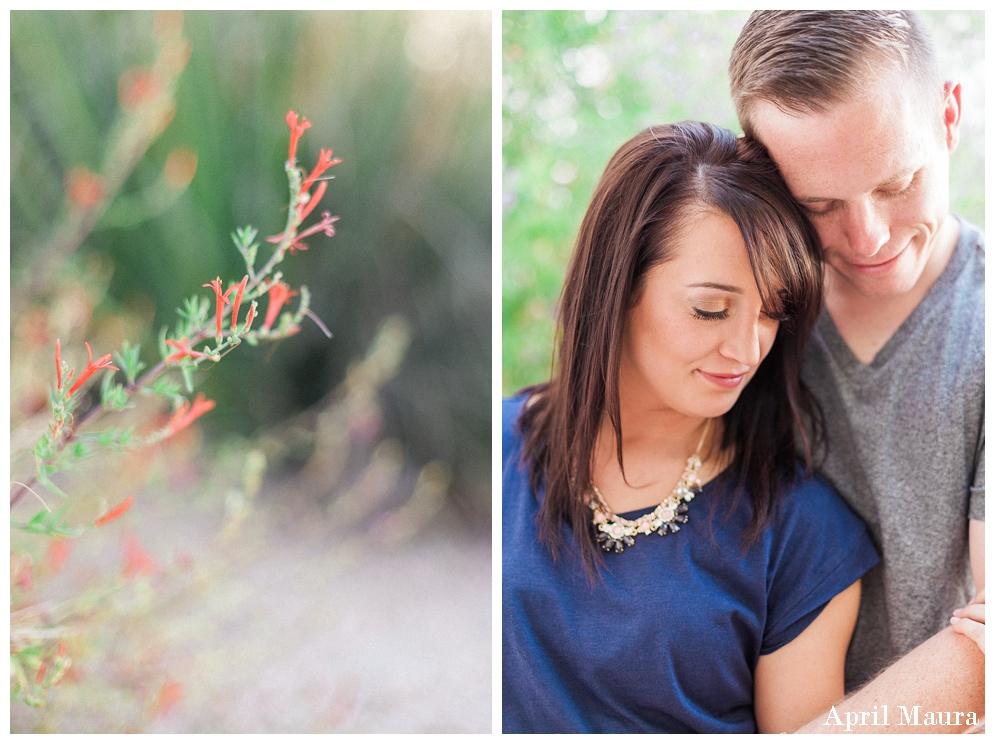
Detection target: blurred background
<box><xmin>502</xmin><ymin>10</ymin><xmax>985</xmax><ymax>393</ymax></box>
<box><xmin>11</xmin><ymin>10</ymin><xmax>490</xmax><ymax>733</ymax></box>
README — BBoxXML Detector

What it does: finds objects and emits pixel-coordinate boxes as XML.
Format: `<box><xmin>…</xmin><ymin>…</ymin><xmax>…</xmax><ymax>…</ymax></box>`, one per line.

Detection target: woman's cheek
<box><xmin>759</xmin><ymin>321</ymin><xmax>779</xmax><ymax>361</ymax></box>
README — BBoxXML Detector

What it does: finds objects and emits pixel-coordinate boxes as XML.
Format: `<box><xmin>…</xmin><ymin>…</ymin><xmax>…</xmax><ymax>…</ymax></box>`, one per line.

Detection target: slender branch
<box><xmin>12</xmin><ymin>131</ymin><xmax>333</xmax><ymax>511</ymax></box>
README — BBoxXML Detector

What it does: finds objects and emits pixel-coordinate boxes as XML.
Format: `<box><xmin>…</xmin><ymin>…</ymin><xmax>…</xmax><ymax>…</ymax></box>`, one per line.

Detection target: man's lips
<box><xmin>697</xmin><ymin>370</ymin><xmax>747</xmax><ymax>389</ymax></box>
<box><xmin>846</xmin><ymin>246</ymin><xmax>905</xmax><ymax>275</ymax></box>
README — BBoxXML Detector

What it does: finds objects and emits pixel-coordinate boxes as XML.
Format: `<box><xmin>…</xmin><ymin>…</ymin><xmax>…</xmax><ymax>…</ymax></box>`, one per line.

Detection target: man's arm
<box><xmin>795</xmin><ymin>628</ymin><xmax>984</xmax><ymax>733</ymax></box>
<box><xmin>969</xmin><ymin>518</ymin><xmax>984</xmax><ymax>591</ymax></box>
<box><xmin>951</xmin><ymin>519</ymin><xmax>985</xmax><ymax>652</ymax></box>
<box><xmin>796</xmin><ymin>520</ymin><xmax>985</xmax><ymax>734</ymax></box>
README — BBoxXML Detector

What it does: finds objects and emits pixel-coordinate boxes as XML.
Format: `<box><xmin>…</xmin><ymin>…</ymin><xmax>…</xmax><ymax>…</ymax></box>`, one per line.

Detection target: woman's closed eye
<box><xmin>692</xmin><ymin>307</ymin><xmax>728</xmax><ymax>321</ymax></box>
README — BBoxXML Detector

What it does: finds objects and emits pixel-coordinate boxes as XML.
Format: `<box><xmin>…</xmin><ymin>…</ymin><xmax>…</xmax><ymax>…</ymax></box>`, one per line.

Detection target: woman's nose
<box><xmin>719</xmin><ymin>317</ymin><xmax>762</xmax><ymax>367</ymax></box>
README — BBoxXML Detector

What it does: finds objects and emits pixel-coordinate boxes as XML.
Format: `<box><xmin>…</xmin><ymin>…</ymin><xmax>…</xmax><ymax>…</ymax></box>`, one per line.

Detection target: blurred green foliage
<box><xmin>11</xmin><ymin>11</ymin><xmax>492</xmax><ymax>516</ymax></box>
<box><xmin>502</xmin><ymin>10</ymin><xmax>984</xmax><ymax>394</ymax></box>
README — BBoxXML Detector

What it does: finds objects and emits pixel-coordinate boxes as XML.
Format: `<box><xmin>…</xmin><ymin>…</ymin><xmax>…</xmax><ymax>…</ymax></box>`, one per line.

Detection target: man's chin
<box><xmin>829</xmin><ymin>258</ymin><xmax>922</xmax><ymax>303</ymax></box>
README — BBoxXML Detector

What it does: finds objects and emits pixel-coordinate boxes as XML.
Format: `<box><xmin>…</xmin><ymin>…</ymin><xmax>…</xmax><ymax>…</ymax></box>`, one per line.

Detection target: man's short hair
<box><xmin>729</xmin><ymin>10</ymin><xmax>942</xmax><ymax>137</ymax></box>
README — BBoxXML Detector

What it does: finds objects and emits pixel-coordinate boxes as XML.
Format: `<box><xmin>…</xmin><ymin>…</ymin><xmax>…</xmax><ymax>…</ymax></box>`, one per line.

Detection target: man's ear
<box><xmin>942</xmin><ymin>80</ymin><xmax>962</xmax><ymax>153</ymax></box>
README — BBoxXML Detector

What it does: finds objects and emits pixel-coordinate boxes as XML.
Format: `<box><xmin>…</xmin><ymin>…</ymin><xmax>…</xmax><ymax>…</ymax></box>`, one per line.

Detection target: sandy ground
<box><xmin>11</xmin><ymin>480</ymin><xmax>492</xmax><ymax>734</ymax></box>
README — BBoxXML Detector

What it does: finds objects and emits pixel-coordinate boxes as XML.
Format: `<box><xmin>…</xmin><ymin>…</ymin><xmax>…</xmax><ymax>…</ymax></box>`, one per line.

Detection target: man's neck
<box><xmin>825</xmin><ymin>217</ymin><xmax>960</xmax><ymax>365</ymax></box>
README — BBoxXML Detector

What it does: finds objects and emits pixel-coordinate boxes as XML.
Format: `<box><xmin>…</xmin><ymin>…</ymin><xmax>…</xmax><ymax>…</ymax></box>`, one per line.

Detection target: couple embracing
<box><xmin>502</xmin><ymin>11</ymin><xmax>984</xmax><ymax>734</ymax></box>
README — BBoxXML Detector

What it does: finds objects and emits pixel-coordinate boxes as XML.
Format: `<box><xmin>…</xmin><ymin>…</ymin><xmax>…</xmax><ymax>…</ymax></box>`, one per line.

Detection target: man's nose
<box><xmin>842</xmin><ymin>199</ymin><xmax>889</xmax><ymax>258</ymax></box>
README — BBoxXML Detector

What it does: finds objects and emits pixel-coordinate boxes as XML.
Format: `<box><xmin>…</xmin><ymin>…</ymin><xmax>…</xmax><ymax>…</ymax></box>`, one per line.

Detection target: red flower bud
<box><xmin>94</xmin><ymin>495</ymin><xmax>135</xmax><ymax>527</ymax></box>
<box><xmin>261</xmin><ymin>281</ymin><xmax>299</xmax><ymax>332</ymax></box>
<box><xmin>229</xmin><ymin>275</ymin><xmax>249</xmax><ymax>334</ymax></box>
<box><xmin>67</xmin><ymin>342</ymin><xmax>119</xmax><ymax>398</ymax></box>
<box><xmin>286</xmin><ymin>110</ymin><xmax>311</xmax><ymax>165</ymax></box>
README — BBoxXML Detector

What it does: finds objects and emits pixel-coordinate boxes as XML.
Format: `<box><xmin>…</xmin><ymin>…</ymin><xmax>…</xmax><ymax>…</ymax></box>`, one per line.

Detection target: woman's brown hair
<box><xmin>516</xmin><ymin>121</ymin><xmax>824</xmax><ymax>575</ymax></box>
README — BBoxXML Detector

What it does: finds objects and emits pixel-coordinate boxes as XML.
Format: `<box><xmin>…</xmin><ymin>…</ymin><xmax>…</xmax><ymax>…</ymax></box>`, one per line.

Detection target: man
<box><xmin>728</xmin><ymin>11</ymin><xmax>984</xmax><ymax>733</ymax></box>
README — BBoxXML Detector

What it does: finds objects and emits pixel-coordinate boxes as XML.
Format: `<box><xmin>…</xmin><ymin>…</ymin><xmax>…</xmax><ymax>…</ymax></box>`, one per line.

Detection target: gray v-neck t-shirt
<box><xmin>801</xmin><ymin>217</ymin><xmax>985</xmax><ymax>690</ymax></box>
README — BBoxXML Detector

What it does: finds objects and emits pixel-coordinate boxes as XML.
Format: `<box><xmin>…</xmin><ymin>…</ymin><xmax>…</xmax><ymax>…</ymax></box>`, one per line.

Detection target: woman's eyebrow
<box><xmin>686</xmin><ymin>282</ymin><xmax>742</xmax><ymax>294</ymax></box>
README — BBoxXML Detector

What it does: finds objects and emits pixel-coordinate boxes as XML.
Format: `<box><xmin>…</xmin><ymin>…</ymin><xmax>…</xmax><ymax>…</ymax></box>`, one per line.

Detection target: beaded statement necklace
<box><xmin>588</xmin><ymin>420</ymin><xmax>712</xmax><ymax>554</ymax></box>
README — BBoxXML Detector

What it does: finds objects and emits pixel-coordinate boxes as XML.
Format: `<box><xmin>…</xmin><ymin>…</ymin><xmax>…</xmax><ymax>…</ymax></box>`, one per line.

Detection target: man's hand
<box><xmin>951</xmin><ymin>588</ymin><xmax>985</xmax><ymax>654</ymax></box>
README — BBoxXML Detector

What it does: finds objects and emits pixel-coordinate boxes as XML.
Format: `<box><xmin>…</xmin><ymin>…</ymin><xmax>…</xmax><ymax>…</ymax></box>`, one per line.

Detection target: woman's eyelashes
<box><xmin>692</xmin><ymin>307</ymin><xmax>728</xmax><ymax>321</ymax></box>
<box><xmin>691</xmin><ymin>306</ymin><xmax>787</xmax><ymax>323</ymax></box>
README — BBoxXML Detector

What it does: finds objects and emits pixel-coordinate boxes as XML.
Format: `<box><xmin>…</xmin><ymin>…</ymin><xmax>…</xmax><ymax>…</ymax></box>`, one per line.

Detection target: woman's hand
<box><xmin>950</xmin><ymin>588</ymin><xmax>985</xmax><ymax>654</ymax></box>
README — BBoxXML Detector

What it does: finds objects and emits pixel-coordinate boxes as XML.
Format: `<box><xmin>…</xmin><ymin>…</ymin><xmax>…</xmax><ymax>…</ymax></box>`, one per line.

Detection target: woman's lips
<box><xmin>697</xmin><ymin>370</ymin><xmax>747</xmax><ymax>389</ymax></box>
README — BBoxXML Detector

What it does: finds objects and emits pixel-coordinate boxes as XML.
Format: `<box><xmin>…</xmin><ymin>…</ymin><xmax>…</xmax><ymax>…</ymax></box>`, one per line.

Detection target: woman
<box><xmin>502</xmin><ymin>122</ymin><xmax>879</xmax><ymax>733</ymax></box>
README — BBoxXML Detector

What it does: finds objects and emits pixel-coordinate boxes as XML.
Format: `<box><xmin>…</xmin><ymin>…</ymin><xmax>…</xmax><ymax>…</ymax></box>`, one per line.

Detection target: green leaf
<box><xmin>27</xmin><ymin>507</ymin><xmax>49</xmax><ymax>527</ymax></box>
<box><xmin>101</xmin><ymin>382</ymin><xmax>131</xmax><ymax>412</ymax></box>
<box><xmin>33</xmin><ymin>432</ymin><xmax>54</xmax><ymax>459</ymax></box>
<box><xmin>145</xmin><ymin>376</ymin><xmax>182</xmax><ymax>397</ymax></box>
<box><xmin>91</xmin><ymin>427</ymin><xmax>133</xmax><ymax>448</ymax></box>
<box><xmin>232</xmin><ymin>225</ymin><xmax>260</xmax><ymax>271</ymax></box>
<box><xmin>115</xmin><ymin>341</ymin><xmax>145</xmax><ymax>384</ymax></box>
<box><xmin>176</xmin><ymin>296</ymin><xmax>209</xmax><ymax>338</ymax></box>
<box><xmin>158</xmin><ymin>326</ymin><xmax>169</xmax><ymax>360</ymax></box>
<box><xmin>36</xmin><ymin>463</ymin><xmax>66</xmax><ymax>491</ymax></box>
<box><xmin>12</xmin><ymin>505</ymin><xmax>81</xmax><ymax>538</ymax></box>
<box><xmin>36</xmin><ymin>464</ymin><xmax>56</xmax><ymax>485</ymax></box>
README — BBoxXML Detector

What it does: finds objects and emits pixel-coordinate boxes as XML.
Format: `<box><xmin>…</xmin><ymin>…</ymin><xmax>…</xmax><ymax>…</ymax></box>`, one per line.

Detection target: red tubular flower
<box><xmin>203</xmin><ymin>277</ymin><xmax>234</xmax><ymax>343</ymax></box>
<box><xmin>165</xmin><ymin>337</ymin><xmax>205</xmax><ymax>364</ymax></box>
<box><xmin>286</xmin><ymin>110</ymin><xmax>311</xmax><ymax>164</ymax></box>
<box><xmin>295</xmin><ymin>150</ymin><xmax>340</xmax><ymax>226</ymax></box>
<box><xmin>243</xmin><ymin>301</ymin><xmax>257</xmax><ymax>333</ymax></box>
<box><xmin>261</xmin><ymin>281</ymin><xmax>299</xmax><ymax>332</ymax></box>
<box><xmin>166</xmin><ymin>393</ymin><xmax>216</xmax><ymax>436</ymax></box>
<box><xmin>44</xmin><ymin>539</ymin><xmax>72</xmax><ymax>574</ymax></box>
<box><xmin>298</xmin><ymin>211</ymin><xmax>340</xmax><ymax>240</ymax></box>
<box><xmin>55</xmin><ymin>339</ymin><xmax>63</xmax><ymax>391</ymax></box>
<box><xmin>15</xmin><ymin>559</ymin><xmax>32</xmax><ymax>592</ymax></box>
<box><xmin>267</xmin><ymin>115</ymin><xmax>342</xmax><ymax>248</ymax></box>
<box><xmin>283</xmin><ymin>211</ymin><xmax>340</xmax><ymax>254</ymax></box>
<box><xmin>163</xmin><ymin>147</ymin><xmax>198</xmax><ymax>189</ymax></box>
<box><xmin>94</xmin><ymin>495</ymin><xmax>135</xmax><ymax>527</ymax></box>
<box><xmin>65</xmin><ymin>167</ymin><xmax>106</xmax><ymax>211</ymax></box>
<box><xmin>123</xmin><ymin>534</ymin><xmax>158</xmax><ymax>578</ymax></box>
<box><xmin>36</xmin><ymin>663</ymin><xmax>47</xmax><ymax>686</ymax></box>
<box><xmin>229</xmin><ymin>275</ymin><xmax>249</xmax><ymax>333</ymax></box>
<box><xmin>299</xmin><ymin>148</ymin><xmax>342</xmax><ymax>196</ymax></box>
<box><xmin>58</xmin><ymin>641</ymin><xmax>66</xmax><ymax>658</ymax></box>
<box><xmin>296</xmin><ymin>180</ymin><xmax>327</xmax><ymax>225</ymax></box>
<box><xmin>118</xmin><ymin>68</ymin><xmax>163</xmax><ymax>113</ymax></box>
<box><xmin>153</xmin><ymin>681</ymin><xmax>184</xmax><ymax>718</ymax></box>
<box><xmin>67</xmin><ymin>342</ymin><xmax>119</xmax><ymax>397</ymax></box>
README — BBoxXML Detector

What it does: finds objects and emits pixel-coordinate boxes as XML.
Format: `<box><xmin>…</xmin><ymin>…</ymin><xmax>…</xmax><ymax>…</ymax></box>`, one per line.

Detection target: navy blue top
<box><xmin>502</xmin><ymin>395</ymin><xmax>880</xmax><ymax>733</ymax></box>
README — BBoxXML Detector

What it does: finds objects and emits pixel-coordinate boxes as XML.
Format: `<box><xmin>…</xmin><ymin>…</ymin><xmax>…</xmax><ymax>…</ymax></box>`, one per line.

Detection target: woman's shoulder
<box><xmin>757</xmin><ymin>467</ymin><xmax>879</xmax><ymax>655</ymax></box>
<box><xmin>503</xmin><ymin>393</ymin><xmax>529</xmax><ymax>428</ymax></box>
<box><xmin>774</xmin><ymin>468</ymin><xmax>872</xmax><ymax>545</ymax></box>
<box><xmin>781</xmin><ymin>468</ymin><xmax>852</xmax><ymax>509</ymax></box>
<box><xmin>502</xmin><ymin>393</ymin><xmax>532</xmax><ymax>465</ymax></box>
